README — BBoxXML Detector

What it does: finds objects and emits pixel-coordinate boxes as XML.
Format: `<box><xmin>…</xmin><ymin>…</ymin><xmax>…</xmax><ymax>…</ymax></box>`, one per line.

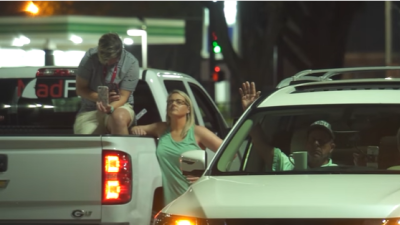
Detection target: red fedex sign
<box><xmin>17</xmin><ymin>79</ymin><xmax>76</xmax><ymax>98</ymax></box>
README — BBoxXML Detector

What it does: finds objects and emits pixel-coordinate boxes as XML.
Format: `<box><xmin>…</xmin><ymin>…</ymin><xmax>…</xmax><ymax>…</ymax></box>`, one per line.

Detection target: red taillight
<box><xmin>102</xmin><ymin>150</ymin><xmax>132</xmax><ymax>204</ymax></box>
<box><xmin>36</xmin><ymin>68</ymin><xmax>77</xmax><ymax>77</ymax></box>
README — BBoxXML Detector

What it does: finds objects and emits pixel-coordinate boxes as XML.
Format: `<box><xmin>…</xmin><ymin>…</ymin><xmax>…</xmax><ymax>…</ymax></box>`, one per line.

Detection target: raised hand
<box><xmin>239</xmin><ymin>81</ymin><xmax>261</xmax><ymax>111</ymax></box>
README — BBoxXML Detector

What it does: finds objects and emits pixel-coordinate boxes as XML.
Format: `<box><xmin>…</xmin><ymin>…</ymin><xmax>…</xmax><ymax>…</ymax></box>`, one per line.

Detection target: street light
<box><xmin>127</xmin><ymin>29</ymin><xmax>148</xmax><ymax>69</ymax></box>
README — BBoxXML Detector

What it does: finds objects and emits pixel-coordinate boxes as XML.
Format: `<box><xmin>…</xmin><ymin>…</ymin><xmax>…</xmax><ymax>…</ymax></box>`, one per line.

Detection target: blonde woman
<box><xmin>130</xmin><ymin>89</ymin><xmax>222</xmax><ymax>206</ymax></box>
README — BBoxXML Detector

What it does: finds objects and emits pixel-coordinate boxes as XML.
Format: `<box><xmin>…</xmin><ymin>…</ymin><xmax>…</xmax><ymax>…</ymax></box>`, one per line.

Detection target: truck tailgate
<box><xmin>0</xmin><ymin>136</ymin><xmax>102</xmax><ymax>221</ymax></box>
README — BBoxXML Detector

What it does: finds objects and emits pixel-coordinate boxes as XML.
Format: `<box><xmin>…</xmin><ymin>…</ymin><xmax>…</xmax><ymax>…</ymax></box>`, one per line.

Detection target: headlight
<box><xmin>153</xmin><ymin>212</ymin><xmax>226</xmax><ymax>225</ymax></box>
<box><xmin>381</xmin><ymin>219</ymin><xmax>400</xmax><ymax>225</ymax></box>
<box><xmin>153</xmin><ymin>213</ymin><xmax>197</xmax><ymax>225</ymax></box>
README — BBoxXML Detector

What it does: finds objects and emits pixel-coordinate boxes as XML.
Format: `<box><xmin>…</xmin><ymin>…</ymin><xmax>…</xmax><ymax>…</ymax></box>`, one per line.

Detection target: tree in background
<box><xmin>281</xmin><ymin>2</ymin><xmax>364</xmax><ymax>71</ymax></box>
<box><xmin>206</xmin><ymin>1</ymin><xmax>363</xmax><ymax>117</ymax></box>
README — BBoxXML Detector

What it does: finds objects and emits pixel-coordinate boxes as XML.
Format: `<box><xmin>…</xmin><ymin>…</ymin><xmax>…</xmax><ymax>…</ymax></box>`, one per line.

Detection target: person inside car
<box><xmin>240</xmin><ymin>81</ymin><xmax>337</xmax><ymax>171</ymax></box>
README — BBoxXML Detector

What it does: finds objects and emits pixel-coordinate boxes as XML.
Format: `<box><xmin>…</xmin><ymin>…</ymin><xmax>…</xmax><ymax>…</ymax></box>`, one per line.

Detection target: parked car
<box><xmin>155</xmin><ymin>66</ymin><xmax>400</xmax><ymax>225</ymax></box>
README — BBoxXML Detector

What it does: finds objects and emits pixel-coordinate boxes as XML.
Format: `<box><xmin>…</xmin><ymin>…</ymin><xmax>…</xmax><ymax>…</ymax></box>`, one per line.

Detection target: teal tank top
<box><xmin>156</xmin><ymin>125</ymin><xmax>201</xmax><ymax>206</ymax></box>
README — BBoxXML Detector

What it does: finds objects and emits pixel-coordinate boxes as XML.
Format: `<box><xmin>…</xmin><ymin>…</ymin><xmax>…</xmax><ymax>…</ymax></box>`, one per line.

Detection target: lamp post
<box><xmin>385</xmin><ymin>1</ymin><xmax>392</xmax><ymax>66</ymax></box>
<box><xmin>127</xmin><ymin>29</ymin><xmax>148</xmax><ymax>69</ymax></box>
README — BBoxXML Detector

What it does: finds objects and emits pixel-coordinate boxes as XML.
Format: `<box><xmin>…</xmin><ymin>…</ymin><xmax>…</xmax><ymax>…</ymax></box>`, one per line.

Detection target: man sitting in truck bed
<box><xmin>74</xmin><ymin>33</ymin><xmax>140</xmax><ymax>135</ymax></box>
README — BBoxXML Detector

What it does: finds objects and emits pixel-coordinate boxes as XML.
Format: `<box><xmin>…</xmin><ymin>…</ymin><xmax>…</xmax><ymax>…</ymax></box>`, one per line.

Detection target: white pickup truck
<box><xmin>0</xmin><ymin>66</ymin><xmax>229</xmax><ymax>225</ymax></box>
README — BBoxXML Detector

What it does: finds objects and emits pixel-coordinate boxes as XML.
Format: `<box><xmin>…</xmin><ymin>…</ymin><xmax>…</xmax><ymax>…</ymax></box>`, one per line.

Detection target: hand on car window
<box><xmin>239</xmin><ymin>81</ymin><xmax>261</xmax><ymax>111</ymax></box>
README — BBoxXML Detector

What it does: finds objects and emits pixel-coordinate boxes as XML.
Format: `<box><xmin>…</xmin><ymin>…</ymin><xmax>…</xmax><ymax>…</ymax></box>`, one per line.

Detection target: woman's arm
<box><xmin>249</xmin><ymin>123</ymin><xmax>275</xmax><ymax>169</ymax></box>
<box><xmin>194</xmin><ymin>125</ymin><xmax>223</xmax><ymax>152</ymax></box>
<box><xmin>131</xmin><ymin>122</ymin><xmax>167</xmax><ymax>137</ymax></box>
<box><xmin>185</xmin><ymin>126</ymin><xmax>223</xmax><ymax>184</ymax></box>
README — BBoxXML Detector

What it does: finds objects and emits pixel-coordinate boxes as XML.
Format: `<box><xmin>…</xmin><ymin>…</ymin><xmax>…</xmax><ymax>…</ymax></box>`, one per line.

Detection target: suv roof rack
<box><xmin>277</xmin><ymin>66</ymin><xmax>400</xmax><ymax>88</ymax></box>
<box><xmin>276</xmin><ymin>76</ymin><xmax>332</xmax><ymax>88</ymax></box>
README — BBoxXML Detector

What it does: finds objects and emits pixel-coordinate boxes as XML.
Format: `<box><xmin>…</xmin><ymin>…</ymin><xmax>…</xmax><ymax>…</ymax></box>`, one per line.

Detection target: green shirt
<box><xmin>156</xmin><ymin>125</ymin><xmax>201</xmax><ymax>206</ymax></box>
<box><xmin>272</xmin><ymin>148</ymin><xmax>337</xmax><ymax>171</ymax></box>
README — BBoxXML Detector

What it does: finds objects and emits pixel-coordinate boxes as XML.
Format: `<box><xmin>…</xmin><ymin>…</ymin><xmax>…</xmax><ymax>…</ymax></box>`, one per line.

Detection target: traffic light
<box><xmin>212</xmin><ymin>66</ymin><xmax>225</xmax><ymax>82</ymax></box>
<box><xmin>211</xmin><ymin>32</ymin><xmax>221</xmax><ymax>54</ymax></box>
<box><xmin>209</xmin><ymin>28</ymin><xmax>224</xmax><ymax>81</ymax></box>
<box><xmin>212</xmin><ymin>41</ymin><xmax>221</xmax><ymax>54</ymax></box>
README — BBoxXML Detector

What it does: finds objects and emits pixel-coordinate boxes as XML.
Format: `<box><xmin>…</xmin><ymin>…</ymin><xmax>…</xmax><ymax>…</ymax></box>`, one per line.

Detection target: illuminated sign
<box><xmin>17</xmin><ymin>78</ymin><xmax>76</xmax><ymax>99</ymax></box>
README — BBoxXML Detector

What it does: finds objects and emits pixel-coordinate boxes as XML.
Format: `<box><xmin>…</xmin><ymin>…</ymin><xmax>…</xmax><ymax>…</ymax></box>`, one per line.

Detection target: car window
<box><xmin>0</xmin><ymin>78</ymin><xmax>160</xmax><ymax>134</ymax></box>
<box><xmin>164</xmin><ymin>80</ymin><xmax>188</xmax><ymax>95</ymax></box>
<box><xmin>212</xmin><ymin>104</ymin><xmax>400</xmax><ymax>175</ymax></box>
<box><xmin>133</xmin><ymin>81</ymin><xmax>161</xmax><ymax>126</ymax></box>
<box><xmin>188</xmin><ymin>82</ymin><xmax>226</xmax><ymax>138</ymax></box>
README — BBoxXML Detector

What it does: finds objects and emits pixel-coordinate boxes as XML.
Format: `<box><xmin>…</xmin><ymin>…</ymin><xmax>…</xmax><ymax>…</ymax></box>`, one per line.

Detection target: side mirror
<box><xmin>180</xmin><ymin>150</ymin><xmax>206</xmax><ymax>176</ymax></box>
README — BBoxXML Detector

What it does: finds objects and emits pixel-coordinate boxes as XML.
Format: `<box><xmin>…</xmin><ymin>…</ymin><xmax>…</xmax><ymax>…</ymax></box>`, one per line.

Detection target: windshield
<box><xmin>212</xmin><ymin>104</ymin><xmax>400</xmax><ymax>175</ymax></box>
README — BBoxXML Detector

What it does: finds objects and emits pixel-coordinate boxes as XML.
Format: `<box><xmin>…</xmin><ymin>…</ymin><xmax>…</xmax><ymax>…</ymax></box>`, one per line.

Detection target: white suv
<box><xmin>154</xmin><ymin>66</ymin><xmax>400</xmax><ymax>225</ymax></box>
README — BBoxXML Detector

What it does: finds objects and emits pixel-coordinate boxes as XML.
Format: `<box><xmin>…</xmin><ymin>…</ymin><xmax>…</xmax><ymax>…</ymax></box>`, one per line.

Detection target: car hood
<box><xmin>163</xmin><ymin>175</ymin><xmax>400</xmax><ymax>219</ymax></box>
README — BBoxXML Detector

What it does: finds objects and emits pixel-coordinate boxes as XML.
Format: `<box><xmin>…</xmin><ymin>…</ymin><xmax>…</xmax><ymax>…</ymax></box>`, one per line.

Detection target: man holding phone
<box><xmin>73</xmin><ymin>33</ymin><xmax>139</xmax><ymax>135</ymax></box>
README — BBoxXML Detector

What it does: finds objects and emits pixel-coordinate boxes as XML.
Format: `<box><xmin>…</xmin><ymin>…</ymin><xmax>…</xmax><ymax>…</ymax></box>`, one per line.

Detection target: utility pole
<box><xmin>385</xmin><ymin>1</ymin><xmax>392</xmax><ymax>66</ymax></box>
<box><xmin>208</xmin><ymin>11</ymin><xmax>216</xmax><ymax>79</ymax></box>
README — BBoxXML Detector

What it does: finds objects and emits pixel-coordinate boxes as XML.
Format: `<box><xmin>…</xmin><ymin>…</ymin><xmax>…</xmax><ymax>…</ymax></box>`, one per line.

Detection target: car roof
<box><xmin>259</xmin><ymin>78</ymin><xmax>400</xmax><ymax>108</ymax></box>
<box><xmin>275</xmin><ymin>66</ymin><xmax>400</xmax><ymax>88</ymax></box>
<box><xmin>0</xmin><ymin>66</ymin><xmax>196</xmax><ymax>81</ymax></box>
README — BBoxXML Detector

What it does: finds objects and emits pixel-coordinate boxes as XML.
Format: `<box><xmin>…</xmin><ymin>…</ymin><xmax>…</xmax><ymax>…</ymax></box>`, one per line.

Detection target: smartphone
<box><xmin>97</xmin><ymin>86</ymin><xmax>109</xmax><ymax>106</ymax></box>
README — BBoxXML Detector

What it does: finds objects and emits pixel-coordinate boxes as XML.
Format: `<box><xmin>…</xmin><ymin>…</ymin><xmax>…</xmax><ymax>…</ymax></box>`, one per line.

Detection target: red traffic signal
<box><xmin>212</xmin><ymin>72</ymin><xmax>219</xmax><ymax>82</ymax></box>
<box><xmin>212</xmin><ymin>66</ymin><xmax>225</xmax><ymax>82</ymax></box>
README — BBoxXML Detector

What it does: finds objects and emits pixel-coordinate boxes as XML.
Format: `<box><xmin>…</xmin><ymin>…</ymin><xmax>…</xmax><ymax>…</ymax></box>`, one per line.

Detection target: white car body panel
<box><xmin>0</xmin><ymin>136</ymin><xmax>102</xmax><ymax>221</ymax></box>
<box><xmin>165</xmin><ymin>175</ymin><xmax>400</xmax><ymax>219</ymax></box>
<box><xmin>100</xmin><ymin>136</ymin><xmax>160</xmax><ymax>225</ymax></box>
<box><xmin>260</xmin><ymin>81</ymin><xmax>400</xmax><ymax>108</ymax></box>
